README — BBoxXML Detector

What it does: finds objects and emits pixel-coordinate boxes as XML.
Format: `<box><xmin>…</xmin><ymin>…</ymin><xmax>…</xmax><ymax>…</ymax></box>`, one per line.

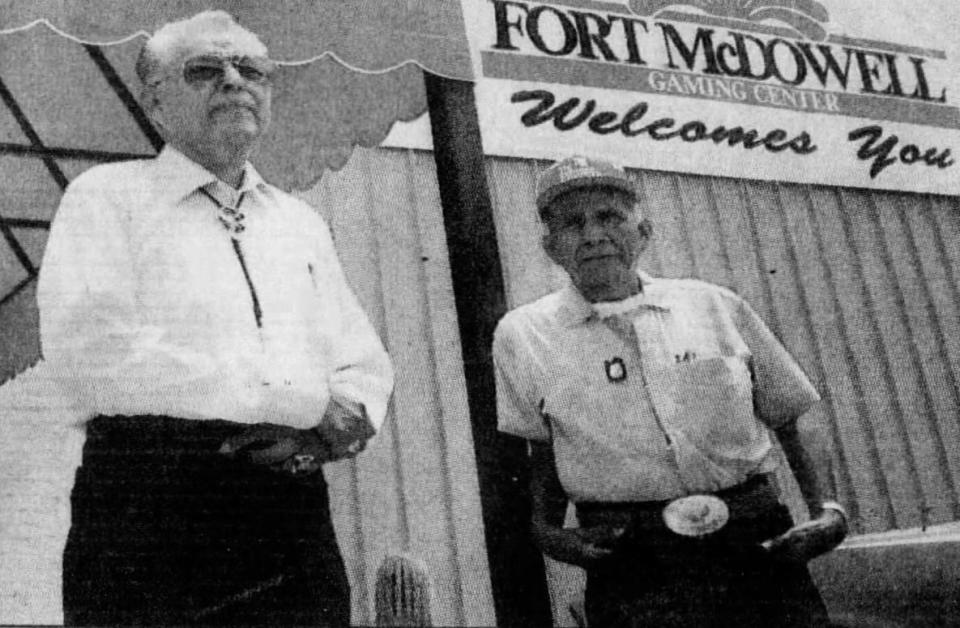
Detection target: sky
<box><xmin>824</xmin><ymin>0</ymin><xmax>960</xmax><ymax>52</ymax></box>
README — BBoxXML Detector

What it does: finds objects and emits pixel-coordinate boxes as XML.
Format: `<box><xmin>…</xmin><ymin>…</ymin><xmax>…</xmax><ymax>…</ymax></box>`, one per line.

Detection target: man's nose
<box><xmin>582</xmin><ymin>219</ymin><xmax>608</xmax><ymax>243</ymax></box>
<box><xmin>220</xmin><ymin>63</ymin><xmax>245</xmax><ymax>88</ymax></box>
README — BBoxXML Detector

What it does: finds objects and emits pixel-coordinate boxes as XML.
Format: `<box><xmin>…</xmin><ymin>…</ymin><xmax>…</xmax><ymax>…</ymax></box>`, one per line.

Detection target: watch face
<box><xmin>662</xmin><ymin>494</ymin><xmax>730</xmax><ymax>537</ymax></box>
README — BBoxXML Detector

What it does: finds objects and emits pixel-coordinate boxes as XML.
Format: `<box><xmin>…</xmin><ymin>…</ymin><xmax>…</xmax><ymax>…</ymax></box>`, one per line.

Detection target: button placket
<box><xmin>600</xmin><ymin>313</ymin><xmax>674</xmax><ymax>447</ymax></box>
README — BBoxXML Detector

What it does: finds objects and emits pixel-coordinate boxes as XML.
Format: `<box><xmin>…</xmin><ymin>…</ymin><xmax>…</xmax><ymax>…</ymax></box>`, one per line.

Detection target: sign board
<box><xmin>460</xmin><ymin>0</ymin><xmax>960</xmax><ymax>195</ymax></box>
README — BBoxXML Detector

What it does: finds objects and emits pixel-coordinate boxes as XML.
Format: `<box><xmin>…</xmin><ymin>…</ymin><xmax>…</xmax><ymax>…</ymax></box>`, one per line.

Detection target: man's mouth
<box><xmin>211</xmin><ymin>102</ymin><xmax>256</xmax><ymax>115</ymax></box>
<box><xmin>579</xmin><ymin>253</ymin><xmax>619</xmax><ymax>263</ymax></box>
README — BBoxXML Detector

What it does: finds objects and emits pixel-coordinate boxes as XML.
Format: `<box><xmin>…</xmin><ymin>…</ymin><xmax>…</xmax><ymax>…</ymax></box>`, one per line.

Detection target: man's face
<box><xmin>542</xmin><ymin>187</ymin><xmax>648</xmax><ymax>301</ymax></box>
<box><xmin>149</xmin><ymin>34</ymin><xmax>273</xmax><ymax>161</ymax></box>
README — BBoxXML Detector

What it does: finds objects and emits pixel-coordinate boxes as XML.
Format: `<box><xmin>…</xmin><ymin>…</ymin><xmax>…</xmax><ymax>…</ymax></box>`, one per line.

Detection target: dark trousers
<box><xmin>579</xmin><ymin>477</ymin><xmax>830</xmax><ymax>628</ymax></box>
<box><xmin>62</xmin><ymin>415</ymin><xmax>349</xmax><ymax>626</ymax></box>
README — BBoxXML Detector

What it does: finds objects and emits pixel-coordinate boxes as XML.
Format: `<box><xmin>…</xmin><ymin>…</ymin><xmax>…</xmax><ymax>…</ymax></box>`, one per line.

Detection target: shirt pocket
<box><xmin>647</xmin><ymin>355</ymin><xmax>763</xmax><ymax>454</ymax></box>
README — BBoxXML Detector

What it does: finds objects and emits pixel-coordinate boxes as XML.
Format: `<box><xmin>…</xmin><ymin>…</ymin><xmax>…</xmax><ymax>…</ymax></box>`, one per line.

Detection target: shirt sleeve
<box><xmin>37</xmin><ymin>173</ymin><xmax>260</xmax><ymax>420</ymax></box>
<box><xmin>309</xmin><ymin>215</ymin><xmax>394</xmax><ymax>431</ymax></box>
<box><xmin>733</xmin><ymin>296</ymin><xmax>820</xmax><ymax>428</ymax></box>
<box><xmin>493</xmin><ymin>317</ymin><xmax>550</xmax><ymax>442</ymax></box>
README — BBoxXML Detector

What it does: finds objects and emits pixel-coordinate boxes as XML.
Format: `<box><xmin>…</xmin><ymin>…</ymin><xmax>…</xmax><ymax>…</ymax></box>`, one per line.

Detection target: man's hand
<box><xmin>772</xmin><ymin>419</ymin><xmax>848</xmax><ymax>561</ymax></box>
<box><xmin>313</xmin><ymin>397</ymin><xmax>376</xmax><ymax>463</ymax></box>
<box><xmin>762</xmin><ymin>508</ymin><xmax>847</xmax><ymax>562</ymax></box>
<box><xmin>535</xmin><ymin>524</ymin><xmax>625</xmax><ymax>568</ymax></box>
<box><xmin>219</xmin><ymin>398</ymin><xmax>375</xmax><ymax>472</ymax></box>
<box><xmin>528</xmin><ymin>441</ymin><xmax>623</xmax><ymax>568</ymax></box>
<box><xmin>219</xmin><ymin>423</ymin><xmax>313</xmax><ymax>467</ymax></box>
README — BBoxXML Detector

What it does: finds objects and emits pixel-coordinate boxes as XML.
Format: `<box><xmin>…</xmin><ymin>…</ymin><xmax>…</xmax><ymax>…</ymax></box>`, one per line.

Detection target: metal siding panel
<box><xmin>773</xmin><ymin>183</ymin><xmax>867</xmax><ymax>530</ymax></box>
<box><xmin>797</xmin><ymin>185</ymin><xmax>896</xmax><ymax>530</ymax></box>
<box><xmin>640</xmin><ymin>169</ymin><xmax>696</xmax><ymax>279</ymax></box>
<box><xmin>928</xmin><ymin>197</ymin><xmax>960</xmax><ymax>291</ymax></box>
<box><xmin>836</xmin><ymin>189</ymin><xmax>928</xmax><ymax>529</ymax></box>
<box><xmin>742</xmin><ymin>180</ymin><xmax>836</xmax><ymax>522</ymax></box>
<box><xmin>905</xmin><ymin>197</ymin><xmax>960</xmax><ymax>494</ymax></box>
<box><xmin>869</xmin><ymin>192</ymin><xmax>960</xmax><ymax>524</ymax></box>
<box><xmin>0</xmin><ymin>368</ymin><xmax>78</xmax><ymax>625</ymax></box>
<box><xmin>705</xmin><ymin>178</ymin><xmax>773</xmax><ymax>319</ymax></box>
<box><xmin>741</xmin><ymin>180</ymin><xmax>830</xmax><ymax>401</ymax></box>
<box><xmin>302</xmin><ymin>153</ymin><xmax>403</xmax><ymax>624</ymax></box>
<box><xmin>739</xmin><ymin>180</ymin><xmax>796</xmax><ymax>337</ymax></box>
<box><xmin>485</xmin><ymin>157</ymin><xmax>566</xmax><ymax>309</ymax></box>
<box><xmin>406</xmin><ymin>150</ymin><xmax>495</xmax><ymax>625</ymax></box>
<box><xmin>302</xmin><ymin>147</ymin><xmax>496</xmax><ymax>627</ymax></box>
<box><xmin>805</xmin><ymin>187</ymin><xmax>901</xmax><ymax>531</ymax></box>
<box><xmin>361</xmin><ymin>149</ymin><xmax>465</xmax><ymax>625</ymax></box>
<box><xmin>670</xmin><ymin>173</ymin><xmax>734</xmax><ymax>288</ymax></box>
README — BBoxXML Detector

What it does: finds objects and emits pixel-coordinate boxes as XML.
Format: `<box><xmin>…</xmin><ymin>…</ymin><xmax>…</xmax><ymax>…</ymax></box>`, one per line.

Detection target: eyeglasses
<box><xmin>180</xmin><ymin>55</ymin><xmax>277</xmax><ymax>86</ymax></box>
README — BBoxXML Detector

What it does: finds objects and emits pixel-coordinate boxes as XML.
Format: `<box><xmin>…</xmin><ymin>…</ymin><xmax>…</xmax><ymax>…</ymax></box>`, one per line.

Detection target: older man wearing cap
<box><xmin>493</xmin><ymin>156</ymin><xmax>846</xmax><ymax>626</ymax></box>
<box><xmin>37</xmin><ymin>11</ymin><xmax>393</xmax><ymax>626</ymax></box>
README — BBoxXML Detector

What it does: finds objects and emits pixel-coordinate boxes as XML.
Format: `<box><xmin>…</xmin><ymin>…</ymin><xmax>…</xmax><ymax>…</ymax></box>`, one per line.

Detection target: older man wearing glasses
<box><xmin>38</xmin><ymin>11</ymin><xmax>393</xmax><ymax>626</ymax></box>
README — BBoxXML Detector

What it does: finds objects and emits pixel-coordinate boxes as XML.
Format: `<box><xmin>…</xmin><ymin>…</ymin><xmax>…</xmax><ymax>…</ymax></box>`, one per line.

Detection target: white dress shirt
<box><xmin>37</xmin><ymin>146</ymin><xmax>393</xmax><ymax>430</ymax></box>
<box><xmin>494</xmin><ymin>272</ymin><xmax>820</xmax><ymax>502</ymax></box>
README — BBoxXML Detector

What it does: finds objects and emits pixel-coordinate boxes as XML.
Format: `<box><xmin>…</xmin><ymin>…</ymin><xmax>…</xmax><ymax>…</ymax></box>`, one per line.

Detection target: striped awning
<box><xmin>0</xmin><ymin>0</ymin><xmax>472</xmax><ymax>76</ymax></box>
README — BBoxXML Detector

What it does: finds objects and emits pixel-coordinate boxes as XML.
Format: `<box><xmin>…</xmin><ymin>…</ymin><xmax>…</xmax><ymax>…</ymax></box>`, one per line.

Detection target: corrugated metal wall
<box><xmin>487</xmin><ymin>155</ymin><xmax>960</xmax><ymax>537</ymax></box>
<box><xmin>301</xmin><ymin>148</ymin><xmax>495</xmax><ymax>626</ymax></box>
<box><xmin>0</xmin><ymin>147</ymin><xmax>497</xmax><ymax>626</ymax></box>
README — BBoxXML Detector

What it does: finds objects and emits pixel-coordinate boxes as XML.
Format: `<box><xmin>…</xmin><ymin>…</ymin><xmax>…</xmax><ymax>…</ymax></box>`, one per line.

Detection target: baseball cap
<box><xmin>535</xmin><ymin>156</ymin><xmax>636</xmax><ymax>212</ymax></box>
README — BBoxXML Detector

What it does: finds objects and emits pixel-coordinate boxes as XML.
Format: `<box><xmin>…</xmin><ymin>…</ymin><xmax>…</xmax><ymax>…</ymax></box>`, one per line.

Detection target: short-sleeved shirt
<box><xmin>493</xmin><ymin>272</ymin><xmax>819</xmax><ymax>503</ymax></box>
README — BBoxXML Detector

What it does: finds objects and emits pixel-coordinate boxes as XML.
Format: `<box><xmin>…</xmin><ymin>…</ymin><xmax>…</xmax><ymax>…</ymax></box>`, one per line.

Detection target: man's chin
<box><xmin>214</xmin><ymin>124</ymin><xmax>263</xmax><ymax>149</ymax></box>
<box><xmin>577</xmin><ymin>258</ymin><xmax>625</xmax><ymax>275</ymax></box>
<box><xmin>212</xmin><ymin>108</ymin><xmax>262</xmax><ymax>131</ymax></box>
<box><xmin>573</xmin><ymin>262</ymin><xmax>634</xmax><ymax>295</ymax></box>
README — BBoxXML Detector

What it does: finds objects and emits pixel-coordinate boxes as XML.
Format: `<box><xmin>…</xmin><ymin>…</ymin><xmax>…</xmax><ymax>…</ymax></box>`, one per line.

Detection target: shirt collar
<box><xmin>556</xmin><ymin>270</ymin><xmax>671</xmax><ymax>327</ymax></box>
<box><xmin>152</xmin><ymin>144</ymin><xmax>267</xmax><ymax>205</ymax></box>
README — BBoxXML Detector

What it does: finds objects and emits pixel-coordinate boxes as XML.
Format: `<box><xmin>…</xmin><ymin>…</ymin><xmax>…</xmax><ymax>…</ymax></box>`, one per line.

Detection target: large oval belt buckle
<box><xmin>662</xmin><ymin>494</ymin><xmax>729</xmax><ymax>537</ymax></box>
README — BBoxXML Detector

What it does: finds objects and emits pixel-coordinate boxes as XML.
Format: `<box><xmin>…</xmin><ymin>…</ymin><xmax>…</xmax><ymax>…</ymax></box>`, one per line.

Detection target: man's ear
<box><xmin>140</xmin><ymin>86</ymin><xmax>164</xmax><ymax>132</ymax></box>
<box><xmin>636</xmin><ymin>218</ymin><xmax>653</xmax><ymax>253</ymax></box>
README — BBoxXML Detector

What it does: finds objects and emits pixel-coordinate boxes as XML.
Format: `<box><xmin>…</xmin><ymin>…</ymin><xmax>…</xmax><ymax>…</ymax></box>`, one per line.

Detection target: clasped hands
<box><xmin>219</xmin><ymin>397</ymin><xmax>375</xmax><ymax>474</ymax></box>
<box><xmin>536</xmin><ymin>508</ymin><xmax>847</xmax><ymax>568</ymax></box>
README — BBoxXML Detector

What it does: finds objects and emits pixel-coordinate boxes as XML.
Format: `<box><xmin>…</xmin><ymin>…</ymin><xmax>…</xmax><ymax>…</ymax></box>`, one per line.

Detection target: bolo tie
<box><xmin>200</xmin><ymin>187</ymin><xmax>324</xmax><ymax>480</ymax></box>
<box><xmin>199</xmin><ymin>187</ymin><xmax>263</xmax><ymax>328</ymax></box>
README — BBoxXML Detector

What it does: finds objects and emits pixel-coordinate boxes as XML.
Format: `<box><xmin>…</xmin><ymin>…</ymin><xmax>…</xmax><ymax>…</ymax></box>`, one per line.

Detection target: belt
<box><xmin>83</xmin><ymin>414</ymin><xmax>252</xmax><ymax>465</ymax></box>
<box><xmin>577</xmin><ymin>474</ymin><xmax>779</xmax><ymax>537</ymax></box>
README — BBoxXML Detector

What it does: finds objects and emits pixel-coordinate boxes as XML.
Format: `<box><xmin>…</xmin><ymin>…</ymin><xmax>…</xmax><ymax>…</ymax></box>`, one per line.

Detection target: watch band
<box><xmin>820</xmin><ymin>500</ymin><xmax>848</xmax><ymax>521</ymax></box>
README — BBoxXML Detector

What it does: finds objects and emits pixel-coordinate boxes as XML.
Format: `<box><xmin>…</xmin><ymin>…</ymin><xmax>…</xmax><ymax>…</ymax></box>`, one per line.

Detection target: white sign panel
<box><xmin>461</xmin><ymin>0</ymin><xmax>960</xmax><ymax>195</ymax></box>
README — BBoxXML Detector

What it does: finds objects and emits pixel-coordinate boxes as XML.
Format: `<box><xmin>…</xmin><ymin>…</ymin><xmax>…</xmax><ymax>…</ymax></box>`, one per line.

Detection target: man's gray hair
<box><xmin>135</xmin><ymin>10</ymin><xmax>269</xmax><ymax>86</ymax></box>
